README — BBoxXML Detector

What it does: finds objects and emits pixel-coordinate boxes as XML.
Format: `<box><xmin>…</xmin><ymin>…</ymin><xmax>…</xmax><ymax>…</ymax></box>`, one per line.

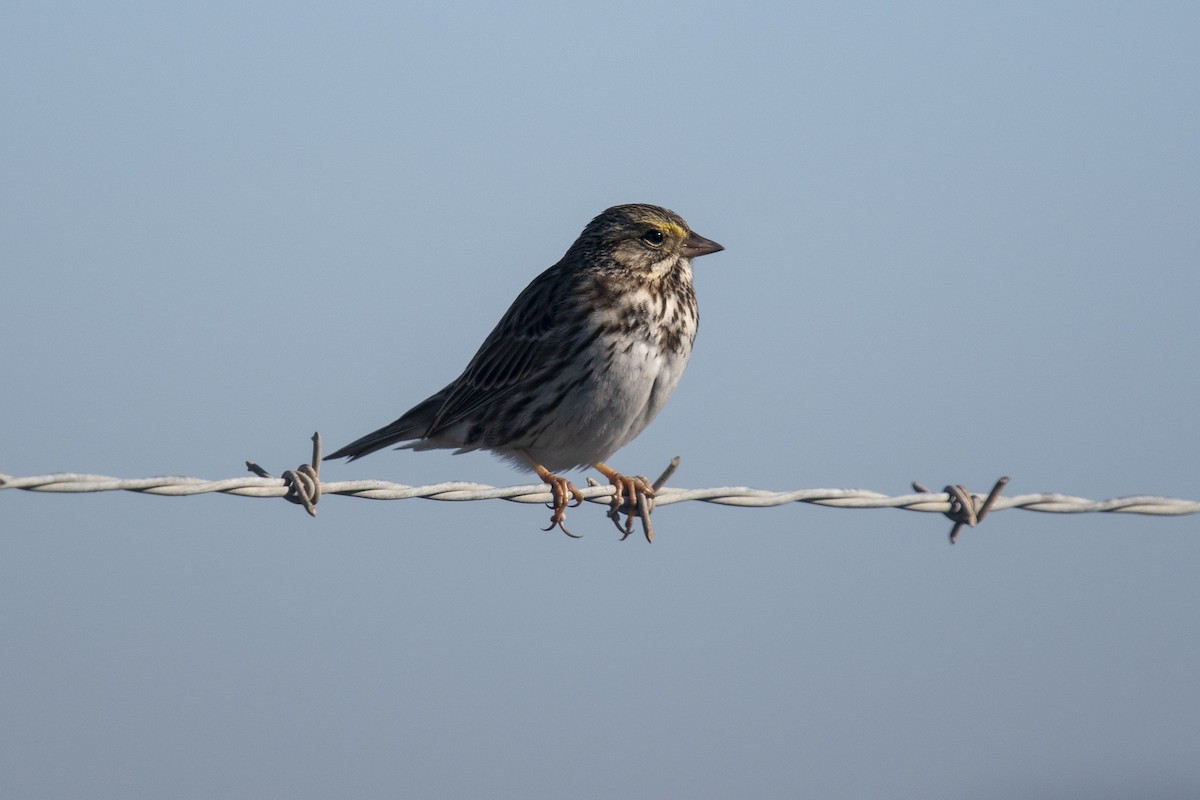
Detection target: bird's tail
<box><xmin>324</xmin><ymin>394</ymin><xmax>444</xmax><ymax>462</ymax></box>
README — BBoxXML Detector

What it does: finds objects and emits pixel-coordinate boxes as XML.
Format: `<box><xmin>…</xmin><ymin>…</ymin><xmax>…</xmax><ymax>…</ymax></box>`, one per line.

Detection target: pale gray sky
<box><xmin>3</xmin><ymin>2</ymin><xmax>1199</xmax><ymax>797</ymax></box>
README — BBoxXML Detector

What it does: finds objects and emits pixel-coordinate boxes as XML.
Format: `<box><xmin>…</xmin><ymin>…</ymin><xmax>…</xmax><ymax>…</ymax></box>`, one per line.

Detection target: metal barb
<box><xmin>913</xmin><ymin>476</ymin><xmax>1010</xmax><ymax>544</ymax></box>
<box><xmin>652</xmin><ymin>457</ymin><xmax>682</xmax><ymax>492</ymax></box>
<box><xmin>637</xmin><ymin>487</ymin><xmax>655</xmax><ymax>543</ymax></box>
<box><xmin>246</xmin><ymin>432</ymin><xmax>323</xmax><ymax>517</ymax></box>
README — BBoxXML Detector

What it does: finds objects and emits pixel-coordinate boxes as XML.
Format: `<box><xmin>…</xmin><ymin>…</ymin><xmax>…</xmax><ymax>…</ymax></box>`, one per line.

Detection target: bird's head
<box><xmin>572</xmin><ymin>204</ymin><xmax>723</xmax><ymax>281</ymax></box>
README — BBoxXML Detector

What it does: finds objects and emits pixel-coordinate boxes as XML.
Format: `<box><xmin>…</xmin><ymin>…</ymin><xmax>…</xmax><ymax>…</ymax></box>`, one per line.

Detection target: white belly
<box><xmin>524</xmin><ymin>336</ymin><xmax>691</xmax><ymax>471</ymax></box>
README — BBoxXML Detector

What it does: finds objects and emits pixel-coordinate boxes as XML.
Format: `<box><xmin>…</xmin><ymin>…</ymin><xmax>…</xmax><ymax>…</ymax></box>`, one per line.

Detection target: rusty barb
<box><xmin>913</xmin><ymin>476</ymin><xmax>1010</xmax><ymax>544</ymax></box>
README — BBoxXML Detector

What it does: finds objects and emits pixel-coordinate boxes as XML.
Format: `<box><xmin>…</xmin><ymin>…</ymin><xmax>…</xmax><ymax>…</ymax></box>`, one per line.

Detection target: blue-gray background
<box><xmin>3</xmin><ymin>2</ymin><xmax>1198</xmax><ymax>798</ymax></box>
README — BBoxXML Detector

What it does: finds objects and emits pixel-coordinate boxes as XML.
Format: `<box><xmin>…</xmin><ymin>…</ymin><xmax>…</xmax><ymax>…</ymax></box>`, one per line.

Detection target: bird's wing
<box><xmin>425</xmin><ymin>263</ymin><xmax>578</xmax><ymax>437</ymax></box>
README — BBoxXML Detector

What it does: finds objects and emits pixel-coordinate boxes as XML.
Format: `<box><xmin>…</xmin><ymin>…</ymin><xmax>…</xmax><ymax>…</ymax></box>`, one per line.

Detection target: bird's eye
<box><xmin>641</xmin><ymin>229</ymin><xmax>665</xmax><ymax>246</ymax></box>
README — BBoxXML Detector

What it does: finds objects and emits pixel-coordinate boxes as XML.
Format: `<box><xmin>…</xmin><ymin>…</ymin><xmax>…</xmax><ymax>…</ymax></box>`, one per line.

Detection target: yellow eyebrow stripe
<box><xmin>644</xmin><ymin>220</ymin><xmax>687</xmax><ymax>239</ymax></box>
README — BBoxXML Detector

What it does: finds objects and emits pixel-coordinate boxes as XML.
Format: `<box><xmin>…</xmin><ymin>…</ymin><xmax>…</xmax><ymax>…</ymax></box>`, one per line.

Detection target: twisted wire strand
<box><xmin>3</xmin><ymin>472</ymin><xmax>1198</xmax><ymax>516</ymax></box>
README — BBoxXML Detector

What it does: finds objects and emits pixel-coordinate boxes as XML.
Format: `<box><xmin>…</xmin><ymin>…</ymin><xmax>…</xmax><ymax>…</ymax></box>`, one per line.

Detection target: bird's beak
<box><xmin>680</xmin><ymin>231</ymin><xmax>724</xmax><ymax>259</ymax></box>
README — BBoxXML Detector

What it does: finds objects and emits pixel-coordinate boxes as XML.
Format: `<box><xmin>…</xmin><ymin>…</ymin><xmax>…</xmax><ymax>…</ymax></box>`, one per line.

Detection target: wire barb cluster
<box><xmin>245</xmin><ymin>432</ymin><xmax>322</xmax><ymax>517</ymax></box>
<box><xmin>914</xmin><ymin>476</ymin><xmax>1010</xmax><ymax>544</ymax></box>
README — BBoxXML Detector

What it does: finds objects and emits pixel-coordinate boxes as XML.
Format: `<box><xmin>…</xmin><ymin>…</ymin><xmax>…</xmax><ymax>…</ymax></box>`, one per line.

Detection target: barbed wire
<box><xmin>5</xmin><ymin>469</ymin><xmax>1197</xmax><ymax>514</ymax></box>
<box><xmin>3</xmin><ymin>436</ymin><xmax>1198</xmax><ymax>543</ymax></box>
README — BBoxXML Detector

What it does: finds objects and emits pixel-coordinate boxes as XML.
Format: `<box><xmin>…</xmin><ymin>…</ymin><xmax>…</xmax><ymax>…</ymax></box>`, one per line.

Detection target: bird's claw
<box><xmin>539</xmin><ymin>473</ymin><xmax>585</xmax><ymax>538</ymax></box>
<box><xmin>605</xmin><ymin>473</ymin><xmax>656</xmax><ymax>543</ymax></box>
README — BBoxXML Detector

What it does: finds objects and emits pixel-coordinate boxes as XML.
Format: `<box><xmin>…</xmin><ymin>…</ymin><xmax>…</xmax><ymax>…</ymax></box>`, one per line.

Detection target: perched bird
<box><xmin>326</xmin><ymin>203</ymin><xmax>723</xmax><ymax>539</ymax></box>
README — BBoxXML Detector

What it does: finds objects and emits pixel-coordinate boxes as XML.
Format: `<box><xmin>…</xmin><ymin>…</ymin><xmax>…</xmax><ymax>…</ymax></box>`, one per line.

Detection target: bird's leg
<box><xmin>522</xmin><ymin>454</ymin><xmax>584</xmax><ymax>538</ymax></box>
<box><xmin>593</xmin><ymin>463</ymin><xmax>656</xmax><ymax>543</ymax></box>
